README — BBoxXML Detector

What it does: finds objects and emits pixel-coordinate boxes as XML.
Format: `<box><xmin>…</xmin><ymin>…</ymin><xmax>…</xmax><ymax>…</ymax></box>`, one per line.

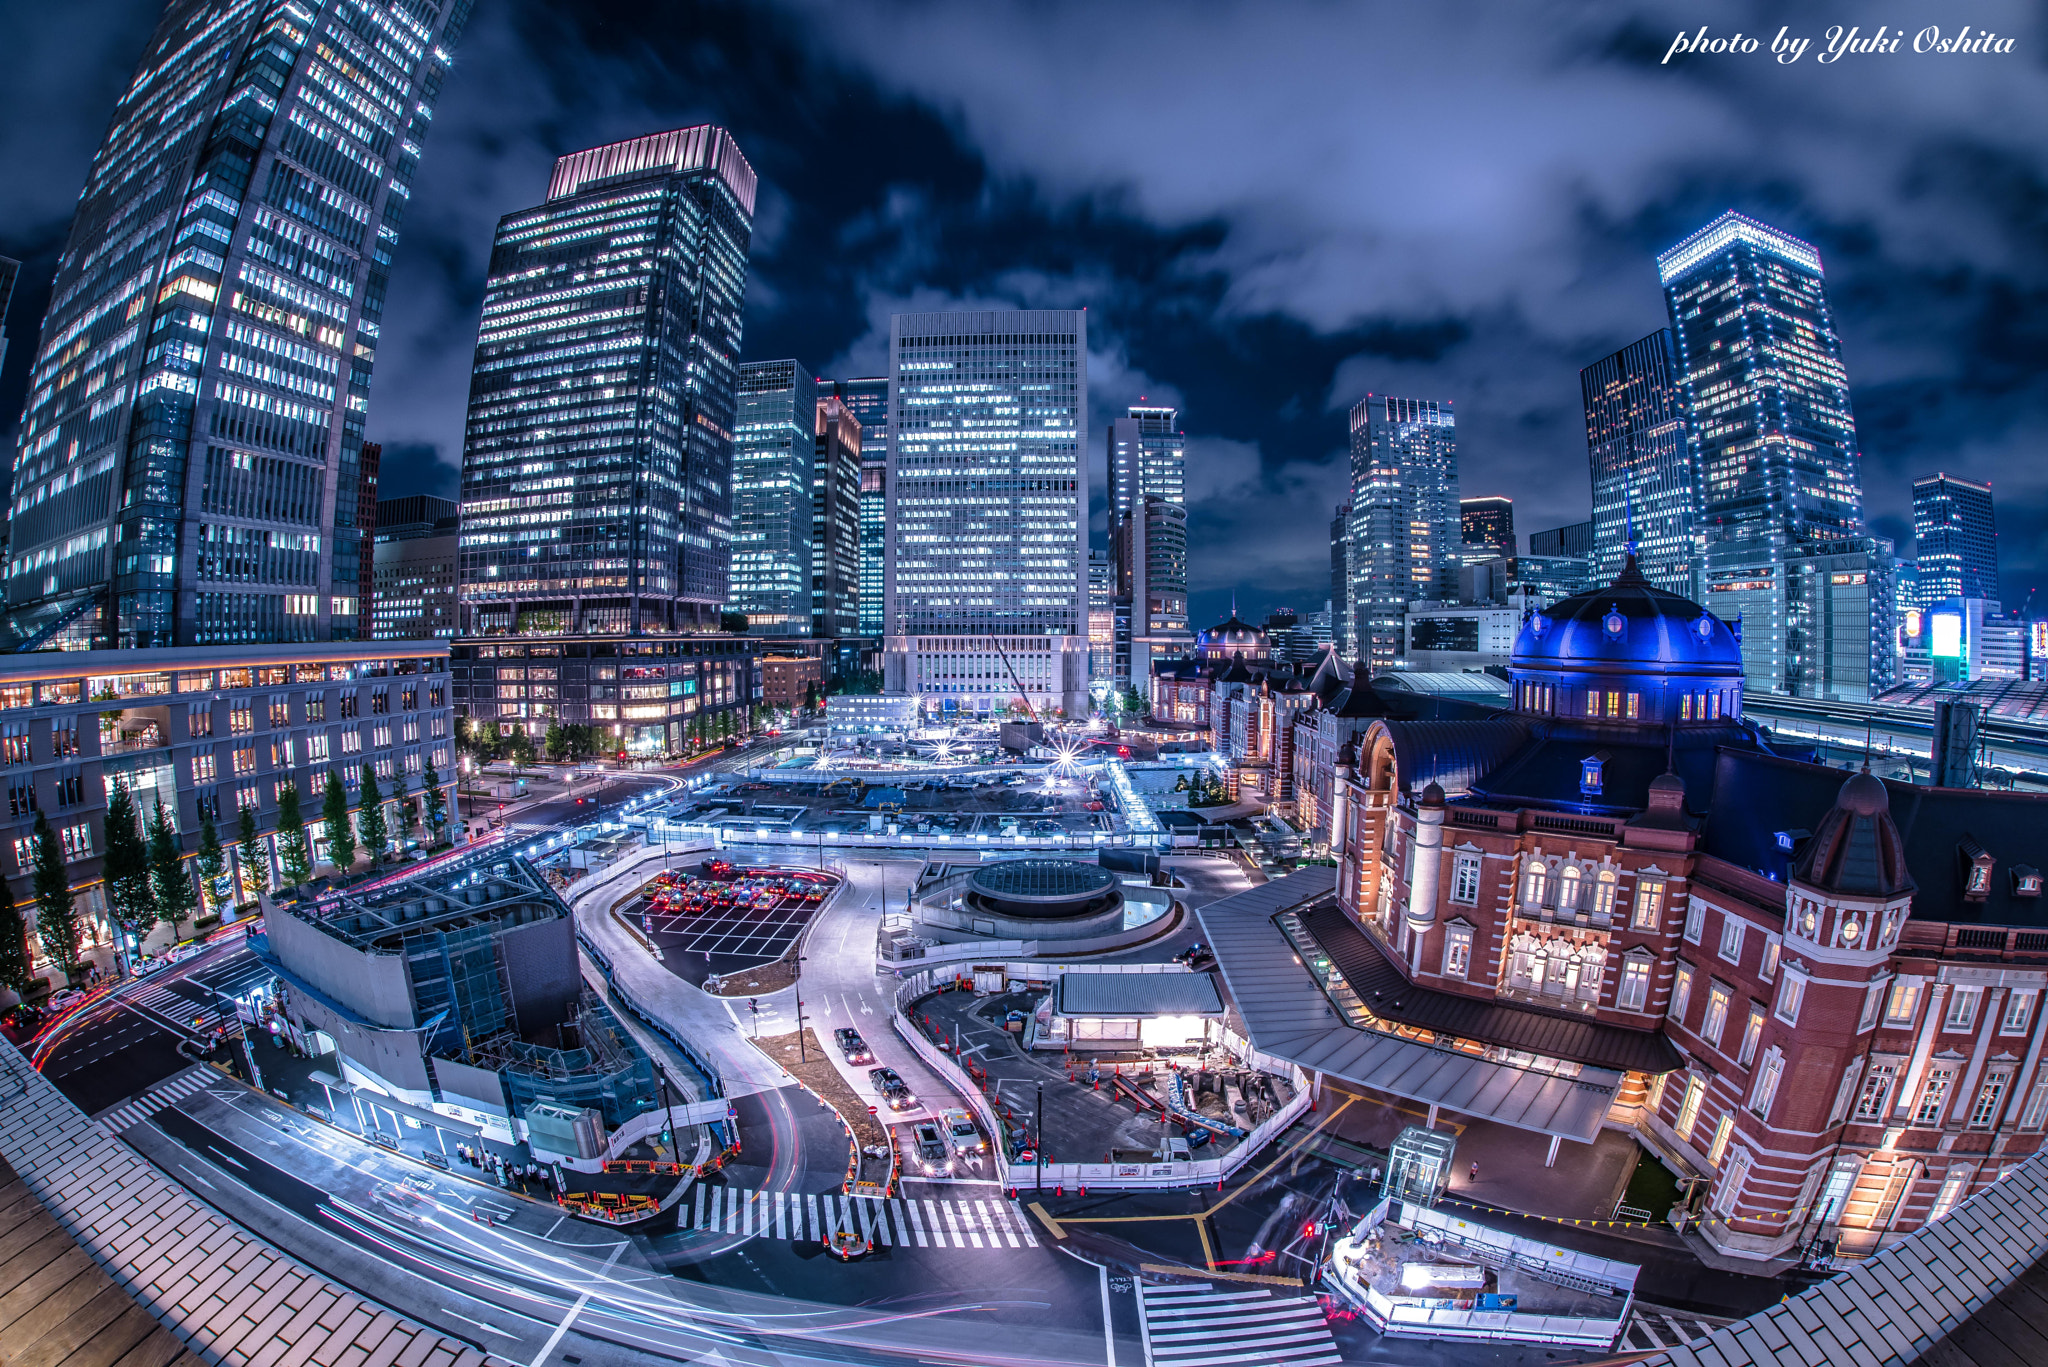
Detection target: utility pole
<box><xmin>1035</xmin><ymin>1078</ymin><xmax>1044</xmax><ymax>1194</ymax></box>
<box><xmin>794</xmin><ymin>955</ymin><xmax>808</xmax><ymax>1062</ymax></box>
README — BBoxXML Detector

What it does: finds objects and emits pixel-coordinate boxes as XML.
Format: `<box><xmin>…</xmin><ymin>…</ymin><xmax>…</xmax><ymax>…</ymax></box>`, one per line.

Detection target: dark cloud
<box><xmin>4</xmin><ymin>0</ymin><xmax>2045</xmax><ymax>624</ymax></box>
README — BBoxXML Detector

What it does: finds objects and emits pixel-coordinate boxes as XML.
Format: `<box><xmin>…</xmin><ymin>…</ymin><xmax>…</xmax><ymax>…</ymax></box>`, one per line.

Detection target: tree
<box><xmin>1121</xmin><ymin>687</ymin><xmax>1146</xmax><ymax>718</ymax></box>
<box><xmin>236</xmin><ymin>801</ymin><xmax>267</xmax><ymax>902</ymax></box>
<box><xmin>146</xmin><ymin>797</ymin><xmax>195</xmax><ymax>932</ymax></box>
<box><xmin>0</xmin><ymin>897</ymin><xmax>31</xmax><ymax>995</ymax></box>
<box><xmin>420</xmin><ymin>766</ymin><xmax>448</xmax><ymax>843</ymax></box>
<box><xmin>195</xmin><ymin>810</ymin><xmax>229</xmax><ymax>917</ymax></box>
<box><xmin>102</xmin><ymin>778</ymin><xmax>156</xmax><ymax>941</ymax></box>
<box><xmin>357</xmin><ymin>764</ymin><xmax>389</xmax><ymax>867</ymax></box>
<box><xmin>31</xmin><ymin>814</ymin><xmax>80</xmax><ymax>983</ymax></box>
<box><xmin>802</xmin><ymin>680</ymin><xmax>818</xmax><ymax>713</ymax></box>
<box><xmin>276</xmin><ymin>782</ymin><xmax>311</xmax><ymax>887</ymax></box>
<box><xmin>719</xmin><ymin>610</ymin><xmax>749</xmax><ymax>634</ymax></box>
<box><xmin>543</xmin><ymin>721</ymin><xmax>566</xmax><ymax>760</ymax></box>
<box><xmin>507</xmin><ymin>727</ymin><xmax>535</xmax><ymax>767</ymax></box>
<box><xmin>322</xmin><ymin>770</ymin><xmax>355</xmax><ymax>873</ymax></box>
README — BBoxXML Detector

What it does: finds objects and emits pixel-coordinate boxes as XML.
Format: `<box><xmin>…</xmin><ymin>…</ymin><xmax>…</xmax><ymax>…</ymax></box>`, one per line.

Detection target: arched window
<box><xmin>1545</xmin><ymin>939</ymin><xmax>1573</xmax><ymax>995</ymax></box>
<box><xmin>1510</xmin><ymin>933</ymin><xmax>1540</xmax><ymax>990</ymax></box>
<box><xmin>1558</xmin><ymin>864</ymin><xmax>1583</xmax><ymax>912</ymax></box>
<box><xmin>1593</xmin><ymin>868</ymin><xmax>1618</xmax><ymax>919</ymax></box>
<box><xmin>1521</xmin><ymin>861</ymin><xmax>1547</xmax><ymax>908</ymax></box>
<box><xmin>1578</xmin><ymin>944</ymin><xmax>1607</xmax><ymax>1003</ymax></box>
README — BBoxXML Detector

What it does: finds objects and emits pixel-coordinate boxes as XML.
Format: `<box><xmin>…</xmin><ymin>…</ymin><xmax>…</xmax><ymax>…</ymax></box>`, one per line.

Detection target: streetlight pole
<box><xmin>1035</xmin><ymin>1078</ymin><xmax>1044</xmax><ymax>1194</ymax></box>
<box><xmin>793</xmin><ymin>955</ymin><xmax>809</xmax><ymax>1062</ymax></box>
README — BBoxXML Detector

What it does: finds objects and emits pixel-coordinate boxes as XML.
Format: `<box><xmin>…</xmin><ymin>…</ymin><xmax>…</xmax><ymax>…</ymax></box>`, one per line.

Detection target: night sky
<box><xmin>2</xmin><ymin>1</ymin><xmax>2044</xmax><ymax>630</ymax></box>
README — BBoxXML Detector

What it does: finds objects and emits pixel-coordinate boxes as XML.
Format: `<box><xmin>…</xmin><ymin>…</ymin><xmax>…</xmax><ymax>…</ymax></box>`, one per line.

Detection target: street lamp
<box><xmin>792</xmin><ymin>955</ymin><xmax>809</xmax><ymax>1062</ymax></box>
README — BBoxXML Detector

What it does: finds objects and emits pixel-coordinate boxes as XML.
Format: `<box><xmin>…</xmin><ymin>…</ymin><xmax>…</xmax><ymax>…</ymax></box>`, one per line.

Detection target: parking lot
<box><xmin>633</xmin><ymin>861</ymin><xmax>838</xmax><ymax>986</ymax></box>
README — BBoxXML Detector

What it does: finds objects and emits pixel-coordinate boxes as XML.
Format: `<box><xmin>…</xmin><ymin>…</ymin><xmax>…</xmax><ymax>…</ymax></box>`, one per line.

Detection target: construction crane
<box><xmin>989</xmin><ymin>636</ymin><xmax>1040</xmax><ymax>723</ymax></box>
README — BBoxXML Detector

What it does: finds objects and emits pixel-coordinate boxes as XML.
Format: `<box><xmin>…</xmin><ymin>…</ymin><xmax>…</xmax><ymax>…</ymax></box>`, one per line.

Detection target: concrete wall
<box><xmin>266</xmin><ymin>907</ymin><xmax>416</xmax><ymax>1028</ymax></box>
<box><xmin>498</xmin><ymin>911</ymin><xmax>579</xmax><ymax>1039</ymax></box>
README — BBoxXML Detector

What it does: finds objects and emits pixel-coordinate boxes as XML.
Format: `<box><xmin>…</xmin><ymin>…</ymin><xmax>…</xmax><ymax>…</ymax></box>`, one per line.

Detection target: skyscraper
<box><xmin>729</xmin><ymin>360</ymin><xmax>816</xmax><ymax>635</ymax></box>
<box><xmin>881</xmin><ymin>310</ymin><xmax>1089</xmax><ymax>718</ymax></box>
<box><xmin>1459</xmin><ymin>495</ymin><xmax>1514</xmax><ymax>564</ymax></box>
<box><xmin>812</xmin><ymin>396</ymin><xmax>862</xmax><ymax>638</ymax></box>
<box><xmin>1346</xmin><ymin>395</ymin><xmax>1459</xmax><ymax>673</ymax></box>
<box><xmin>457</xmin><ymin>126</ymin><xmax>755</xmax><ymax>636</ymax></box>
<box><xmin>1087</xmin><ymin>549</ymin><xmax>1115</xmax><ymax>688</ymax></box>
<box><xmin>1329</xmin><ymin>504</ymin><xmax>1351</xmax><ymax>656</ymax></box>
<box><xmin>2</xmin><ymin>0</ymin><xmax>470</xmax><ymax>650</ymax></box>
<box><xmin>820</xmin><ymin>376</ymin><xmax>890</xmax><ymax>637</ymax></box>
<box><xmin>1661</xmin><ymin>212</ymin><xmax>1865</xmax><ymax>692</ymax></box>
<box><xmin>1106</xmin><ymin>404</ymin><xmax>1191</xmax><ymax>688</ymax></box>
<box><xmin>1529</xmin><ymin>521</ymin><xmax>1595</xmax><ymax>559</ymax></box>
<box><xmin>1911</xmin><ymin>473</ymin><xmax>1997</xmax><ymax>607</ymax></box>
<box><xmin>1582</xmin><ymin>328</ymin><xmax>1698</xmax><ymax>594</ymax></box>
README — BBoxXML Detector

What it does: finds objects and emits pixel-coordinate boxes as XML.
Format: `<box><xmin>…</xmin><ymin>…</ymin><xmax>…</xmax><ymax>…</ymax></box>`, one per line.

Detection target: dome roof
<box><xmin>1197</xmin><ymin>614</ymin><xmax>1267</xmax><ymax>648</ymax></box>
<box><xmin>1792</xmin><ymin>768</ymin><xmax>1914</xmax><ymax>898</ymax></box>
<box><xmin>1511</xmin><ymin>555</ymin><xmax>1742</xmax><ymax>679</ymax></box>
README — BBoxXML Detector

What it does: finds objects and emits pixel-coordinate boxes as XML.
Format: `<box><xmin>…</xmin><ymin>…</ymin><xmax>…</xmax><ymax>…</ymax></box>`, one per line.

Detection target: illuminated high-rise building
<box><xmin>0</xmin><ymin>255</ymin><xmax>18</xmax><ymax>377</ymax></box>
<box><xmin>1106</xmin><ymin>404</ymin><xmax>1185</xmax><ymax>517</ymax></box>
<box><xmin>1345</xmin><ymin>395</ymin><xmax>1459</xmax><ymax>673</ymax></box>
<box><xmin>881</xmin><ymin>310</ymin><xmax>1089</xmax><ymax>717</ymax></box>
<box><xmin>1329</xmin><ymin>504</ymin><xmax>1351</xmax><ymax>656</ymax></box>
<box><xmin>1911</xmin><ymin>473</ymin><xmax>1997</xmax><ymax>608</ymax></box>
<box><xmin>812</xmin><ymin>396</ymin><xmax>862</xmax><ymax>639</ymax></box>
<box><xmin>1459</xmin><ymin>495</ymin><xmax>1514</xmax><ymax>566</ymax></box>
<box><xmin>728</xmin><ymin>359</ymin><xmax>816</xmax><ymax>635</ymax></box>
<box><xmin>2</xmin><ymin>0</ymin><xmax>471</xmax><ymax>649</ymax></box>
<box><xmin>1582</xmin><ymin>328</ymin><xmax>1698</xmax><ymax>594</ymax></box>
<box><xmin>820</xmin><ymin>376</ymin><xmax>889</xmax><ymax>637</ymax></box>
<box><xmin>1106</xmin><ymin>404</ymin><xmax>1190</xmax><ymax>688</ymax></box>
<box><xmin>458</xmin><ymin>127</ymin><xmax>755</xmax><ymax>636</ymax></box>
<box><xmin>1661</xmin><ymin>212</ymin><xmax>1866</xmax><ymax>693</ymax></box>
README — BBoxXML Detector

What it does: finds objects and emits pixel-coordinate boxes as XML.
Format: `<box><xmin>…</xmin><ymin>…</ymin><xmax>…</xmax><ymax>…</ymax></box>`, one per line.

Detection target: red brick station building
<box><xmin>1201</xmin><ymin>555</ymin><xmax>2048</xmax><ymax>1261</ymax></box>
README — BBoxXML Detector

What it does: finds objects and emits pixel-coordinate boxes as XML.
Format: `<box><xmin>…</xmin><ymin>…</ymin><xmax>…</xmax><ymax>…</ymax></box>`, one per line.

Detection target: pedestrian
<box><xmin>1469</xmin><ymin>1161</ymin><xmax>1479</xmax><ymax>1182</ymax></box>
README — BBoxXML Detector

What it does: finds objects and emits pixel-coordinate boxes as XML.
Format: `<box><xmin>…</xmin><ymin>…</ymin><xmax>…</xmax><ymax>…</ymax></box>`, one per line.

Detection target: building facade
<box><xmin>818</xmin><ymin>377</ymin><xmax>890</xmax><ymax>639</ymax></box>
<box><xmin>457</xmin><ymin>126</ymin><xmax>755</xmax><ymax>637</ymax></box>
<box><xmin>1330</xmin><ymin>504</ymin><xmax>1352</xmax><ymax>656</ymax></box>
<box><xmin>450</xmin><ymin>634</ymin><xmax>761</xmax><ymax>755</ymax></box>
<box><xmin>1912</xmin><ymin>474</ymin><xmax>1998</xmax><ymax>609</ymax></box>
<box><xmin>1529</xmin><ymin>521</ymin><xmax>1595</xmax><ymax>559</ymax></box>
<box><xmin>1661</xmin><ymin>212</ymin><xmax>1867</xmax><ymax>697</ymax></box>
<box><xmin>0</xmin><ymin>641</ymin><xmax>458</xmax><ymax>997</ymax></box>
<box><xmin>881</xmin><ymin>310</ymin><xmax>1089</xmax><ymax>717</ymax></box>
<box><xmin>1292</xmin><ymin>554</ymin><xmax>2048</xmax><ymax>1263</ymax></box>
<box><xmin>728</xmin><ymin>359</ymin><xmax>816</xmax><ymax>635</ymax></box>
<box><xmin>759</xmin><ymin>653</ymin><xmax>823</xmax><ymax>712</ymax></box>
<box><xmin>1087</xmin><ymin>550</ymin><xmax>1116</xmax><ymax>690</ymax></box>
<box><xmin>1400</xmin><ymin>600</ymin><xmax>1522</xmax><ymax>673</ymax></box>
<box><xmin>1459</xmin><ymin>496</ymin><xmax>1514</xmax><ymax>566</ymax></box>
<box><xmin>811</xmin><ymin>396</ymin><xmax>863</xmax><ymax>639</ymax></box>
<box><xmin>1584</xmin><ymin>329</ymin><xmax>1698</xmax><ymax>596</ymax></box>
<box><xmin>1346</xmin><ymin>396</ymin><xmax>1460</xmax><ymax>675</ymax></box>
<box><xmin>2</xmin><ymin>0</ymin><xmax>470</xmax><ymax>652</ymax></box>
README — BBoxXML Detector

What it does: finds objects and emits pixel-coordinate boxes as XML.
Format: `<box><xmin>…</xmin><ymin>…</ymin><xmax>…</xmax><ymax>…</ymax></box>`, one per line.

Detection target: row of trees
<box><xmin>0</xmin><ymin>764</ymin><xmax>450</xmax><ymax>994</ymax></box>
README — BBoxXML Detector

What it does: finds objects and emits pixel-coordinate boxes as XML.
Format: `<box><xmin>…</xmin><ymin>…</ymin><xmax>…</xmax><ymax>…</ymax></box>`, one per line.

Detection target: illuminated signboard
<box><xmin>1930</xmin><ymin>612</ymin><xmax>1963</xmax><ymax>659</ymax></box>
<box><xmin>1903</xmin><ymin>609</ymin><xmax>1922</xmax><ymax>639</ymax></box>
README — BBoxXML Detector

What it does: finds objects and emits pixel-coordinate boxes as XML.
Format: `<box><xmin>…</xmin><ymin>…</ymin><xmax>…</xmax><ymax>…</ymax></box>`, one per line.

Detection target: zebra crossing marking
<box><xmin>681</xmin><ymin>1185</ymin><xmax>1041</xmax><ymax>1251</ymax></box>
<box><xmin>96</xmin><ymin>1066</ymin><xmax>217</xmax><ymax>1134</ymax></box>
<box><xmin>1624</xmin><ymin>1308</ymin><xmax>1726</xmax><ymax>1350</ymax></box>
<box><xmin>1136</xmin><ymin>1282</ymin><xmax>1340</xmax><ymax>1367</ymax></box>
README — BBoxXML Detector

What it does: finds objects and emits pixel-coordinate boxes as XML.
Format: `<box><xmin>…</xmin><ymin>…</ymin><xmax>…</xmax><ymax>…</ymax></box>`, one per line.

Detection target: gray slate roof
<box><xmin>1055</xmin><ymin>972</ymin><xmax>1224</xmax><ymax>1017</ymax></box>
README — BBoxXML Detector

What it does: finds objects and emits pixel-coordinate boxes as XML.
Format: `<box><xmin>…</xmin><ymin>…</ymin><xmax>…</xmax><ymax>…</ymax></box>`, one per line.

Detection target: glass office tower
<box><xmin>881</xmin><ymin>309</ymin><xmax>1090</xmax><ymax>717</ymax></box>
<box><xmin>1106</xmin><ymin>404</ymin><xmax>1190</xmax><ymax>685</ymax></box>
<box><xmin>819</xmin><ymin>376</ymin><xmax>889</xmax><ymax>637</ymax></box>
<box><xmin>1346</xmin><ymin>395</ymin><xmax>1459</xmax><ymax>673</ymax></box>
<box><xmin>458</xmin><ymin>126</ymin><xmax>755</xmax><ymax>636</ymax></box>
<box><xmin>1661</xmin><ymin>212</ymin><xmax>1866</xmax><ymax>692</ymax></box>
<box><xmin>1459</xmin><ymin>495</ymin><xmax>1514</xmax><ymax>564</ymax></box>
<box><xmin>1106</xmin><ymin>404</ymin><xmax>1185</xmax><ymax>514</ymax></box>
<box><xmin>1582</xmin><ymin>328</ymin><xmax>1699</xmax><ymax>594</ymax></box>
<box><xmin>728</xmin><ymin>359</ymin><xmax>816</xmax><ymax>635</ymax></box>
<box><xmin>812</xmin><ymin>395</ymin><xmax>862</xmax><ymax>638</ymax></box>
<box><xmin>3</xmin><ymin>0</ymin><xmax>470</xmax><ymax>650</ymax></box>
<box><xmin>1911</xmin><ymin>473</ymin><xmax>1997</xmax><ymax>608</ymax></box>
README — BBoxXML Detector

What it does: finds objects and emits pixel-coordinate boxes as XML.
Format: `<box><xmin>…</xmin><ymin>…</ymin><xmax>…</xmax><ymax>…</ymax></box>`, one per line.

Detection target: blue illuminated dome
<box><xmin>1195</xmin><ymin>613</ymin><xmax>1269</xmax><ymax>661</ymax></box>
<box><xmin>1508</xmin><ymin>555</ymin><xmax>1744</xmax><ymax>727</ymax></box>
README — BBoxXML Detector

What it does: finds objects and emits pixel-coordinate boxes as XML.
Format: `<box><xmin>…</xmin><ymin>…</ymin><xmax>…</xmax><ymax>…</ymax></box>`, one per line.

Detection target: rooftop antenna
<box><xmin>1863</xmin><ymin>722</ymin><xmax>1873</xmax><ymax>772</ymax></box>
<box><xmin>1624</xmin><ymin>485</ymin><xmax>1639</xmax><ymax>560</ymax></box>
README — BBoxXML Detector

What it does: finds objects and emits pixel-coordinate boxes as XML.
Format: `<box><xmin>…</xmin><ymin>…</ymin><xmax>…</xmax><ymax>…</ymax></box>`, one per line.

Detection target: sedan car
<box><xmin>834</xmin><ymin>1027</ymin><xmax>873</xmax><ymax>1065</ymax></box>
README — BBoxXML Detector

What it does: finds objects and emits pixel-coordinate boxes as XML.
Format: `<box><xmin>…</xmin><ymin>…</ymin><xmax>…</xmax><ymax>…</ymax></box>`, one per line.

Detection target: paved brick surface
<box><xmin>1644</xmin><ymin>1150</ymin><xmax>2048</xmax><ymax>1367</ymax></box>
<box><xmin>0</xmin><ymin>1039</ymin><xmax>496</xmax><ymax>1367</ymax></box>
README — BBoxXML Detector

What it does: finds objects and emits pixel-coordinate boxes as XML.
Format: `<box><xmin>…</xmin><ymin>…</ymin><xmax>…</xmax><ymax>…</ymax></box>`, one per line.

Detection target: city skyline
<box><xmin>5</xmin><ymin>1</ymin><xmax>2043</xmax><ymax>633</ymax></box>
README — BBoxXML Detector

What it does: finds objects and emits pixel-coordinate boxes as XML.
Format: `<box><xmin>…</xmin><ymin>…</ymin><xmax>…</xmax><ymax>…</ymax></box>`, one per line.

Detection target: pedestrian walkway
<box><xmin>1620</xmin><ymin>1305</ymin><xmax>1728</xmax><ymax>1352</ymax></box>
<box><xmin>127</xmin><ymin>980</ymin><xmax>227</xmax><ymax>1035</ymax></box>
<box><xmin>95</xmin><ymin>1065</ymin><xmax>217</xmax><ymax>1133</ymax></box>
<box><xmin>1136</xmin><ymin>1282</ymin><xmax>1341</xmax><ymax>1367</ymax></box>
<box><xmin>682</xmin><ymin>1184</ymin><xmax>1041</xmax><ymax>1251</ymax></box>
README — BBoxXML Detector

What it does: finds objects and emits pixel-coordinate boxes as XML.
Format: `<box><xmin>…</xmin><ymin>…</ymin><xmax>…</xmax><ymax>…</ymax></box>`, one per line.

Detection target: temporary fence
<box><xmin>889</xmin><ymin>968</ymin><xmax>1316</xmax><ymax>1193</ymax></box>
<box><xmin>1323</xmin><ymin>1196</ymin><xmax>1634</xmax><ymax>1350</ymax></box>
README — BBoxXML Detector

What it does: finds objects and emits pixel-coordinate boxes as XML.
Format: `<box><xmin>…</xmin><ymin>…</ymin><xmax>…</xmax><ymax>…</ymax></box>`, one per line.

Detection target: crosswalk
<box><xmin>682</xmin><ymin>1185</ymin><xmax>1040</xmax><ymax>1251</ymax></box>
<box><xmin>97</xmin><ymin>1066</ymin><xmax>218</xmax><ymax>1134</ymax></box>
<box><xmin>127</xmin><ymin>980</ymin><xmax>227</xmax><ymax>1036</ymax></box>
<box><xmin>1137</xmin><ymin>1283</ymin><xmax>1341</xmax><ymax>1367</ymax></box>
<box><xmin>1620</xmin><ymin>1306</ymin><xmax>1728</xmax><ymax>1352</ymax></box>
